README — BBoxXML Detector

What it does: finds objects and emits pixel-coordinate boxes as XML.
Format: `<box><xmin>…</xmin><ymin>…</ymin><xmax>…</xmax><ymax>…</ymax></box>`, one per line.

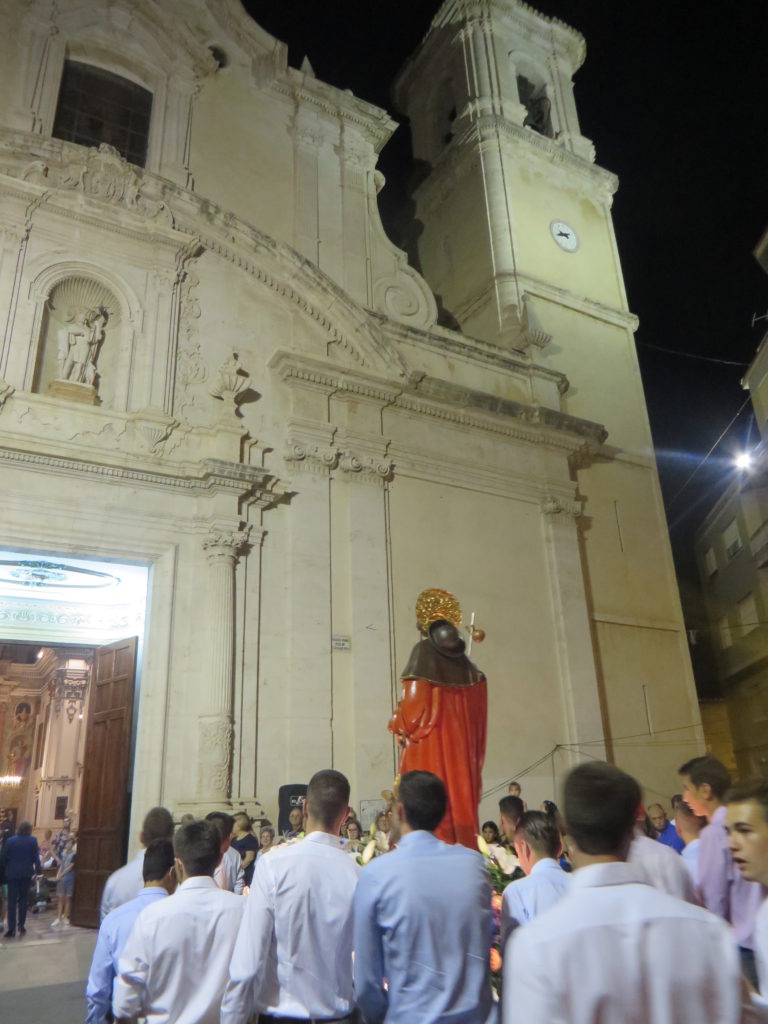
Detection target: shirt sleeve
<box><xmin>85</xmin><ymin>922</ymin><xmax>115</xmax><ymax>1024</ymax></box>
<box><xmin>100</xmin><ymin>878</ymin><xmax>115</xmax><ymax>922</ymax></box>
<box><xmin>112</xmin><ymin>918</ymin><xmax>150</xmax><ymax>1021</ymax></box>
<box><xmin>234</xmin><ymin>859</ymin><xmax>245</xmax><ymax>896</ymax></box>
<box><xmin>221</xmin><ymin>855</ymin><xmax>275</xmax><ymax>1024</ymax></box>
<box><xmin>352</xmin><ymin>871</ymin><xmax>388</xmax><ymax>1024</ymax></box>
<box><xmin>500</xmin><ymin>882</ymin><xmax>526</xmax><ymax>949</ymax></box>
<box><xmin>697</xmin><ymin>824</ymin><xmax>731</xmax><ymax>920</ymax></box>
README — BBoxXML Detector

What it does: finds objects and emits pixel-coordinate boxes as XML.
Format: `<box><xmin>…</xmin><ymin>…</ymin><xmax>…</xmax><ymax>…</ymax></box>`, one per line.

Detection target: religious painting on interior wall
<box><xmin>12</xmin><ymin>701</ymin><xmax>32</xmax><ymax>730</ymax></box>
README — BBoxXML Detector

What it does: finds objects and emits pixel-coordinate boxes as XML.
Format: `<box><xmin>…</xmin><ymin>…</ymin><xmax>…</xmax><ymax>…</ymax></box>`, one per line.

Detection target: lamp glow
<box><xmin>735</xmin><ymin>452</ymin><xmax>753</xmax><ymax>471</ymax></box>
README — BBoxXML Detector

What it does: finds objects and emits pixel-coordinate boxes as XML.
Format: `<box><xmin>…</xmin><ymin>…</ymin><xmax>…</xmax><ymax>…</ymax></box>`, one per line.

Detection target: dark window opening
<box><xmin>53</xmin><ymin>60</ymin><xmax>153</xmax><ymax>168</ymax></box>
<box><xmin>54</xmin><ymin>796</ymin><xmax>69</xmax><ymax>820</ymax></box>
<box><xmin>517</xmin><ymin>74</ymin><xmax>553</xmax><ymax>139</ymax></box>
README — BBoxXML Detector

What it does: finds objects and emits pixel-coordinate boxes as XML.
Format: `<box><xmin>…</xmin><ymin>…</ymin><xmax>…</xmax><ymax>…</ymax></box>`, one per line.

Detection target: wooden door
<box><xmin>71</xmin><ymin>637</ymin><xmax>137</xmax><ymax>927</ymax></box>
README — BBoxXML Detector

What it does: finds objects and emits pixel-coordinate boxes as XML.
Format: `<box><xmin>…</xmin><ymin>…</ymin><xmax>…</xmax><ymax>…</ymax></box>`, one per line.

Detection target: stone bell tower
<box><xmin>394</xmin><ymin>0</ymin><xmax>706</xmax><ymax>786</ymax></box>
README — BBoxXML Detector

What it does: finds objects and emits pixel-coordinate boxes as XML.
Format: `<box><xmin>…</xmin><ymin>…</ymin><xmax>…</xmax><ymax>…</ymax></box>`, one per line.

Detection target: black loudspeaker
<box><xmin>278</xmin><ymin>784</ymin><xmax>308</xmax><ymax>835</ymax></box>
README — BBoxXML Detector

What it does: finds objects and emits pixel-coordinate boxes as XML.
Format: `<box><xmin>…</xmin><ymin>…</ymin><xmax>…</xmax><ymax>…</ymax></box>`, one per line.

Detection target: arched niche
<box><xmin>509</xmin><ymin>52</ymin><xmax>556</xmax><ymax>139</ymax></box>
<box><xmin>27</xmin><ymin>263</ymin><xmax>141</xmax><ymax>412</ymax></box>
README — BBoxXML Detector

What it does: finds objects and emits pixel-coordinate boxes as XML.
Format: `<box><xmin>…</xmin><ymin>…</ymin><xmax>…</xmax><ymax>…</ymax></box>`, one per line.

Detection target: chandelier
<box><xmin>0</xmin><ymin>775</ymin><xmax>22</xmax><ymax>789</ymax></box>
<box><xmin>51</xmin><ymin>665</ymin><xmax>89</xmax><ymax>723</ymax></box>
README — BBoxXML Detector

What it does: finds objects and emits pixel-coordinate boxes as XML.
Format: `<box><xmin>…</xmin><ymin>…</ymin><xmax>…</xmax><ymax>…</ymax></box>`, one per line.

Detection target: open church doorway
<box><xmin>0</xmin><ymin>551</ymin><xmax>149</xmax><ymax>927</ymax></box>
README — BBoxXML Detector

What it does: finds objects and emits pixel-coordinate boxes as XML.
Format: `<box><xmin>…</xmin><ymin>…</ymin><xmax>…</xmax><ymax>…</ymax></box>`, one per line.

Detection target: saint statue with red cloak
<box><xmin>389</xmin><ymin>589</ymin><xmax>487</xmax><ymax>849</ymax></box>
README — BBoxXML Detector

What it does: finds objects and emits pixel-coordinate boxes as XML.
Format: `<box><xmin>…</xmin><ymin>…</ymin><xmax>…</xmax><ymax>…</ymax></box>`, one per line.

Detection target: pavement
<box><xmin>0</xmin><ymin>900</ymin><xmax>96</xmax><ymax>1024</ymax></box>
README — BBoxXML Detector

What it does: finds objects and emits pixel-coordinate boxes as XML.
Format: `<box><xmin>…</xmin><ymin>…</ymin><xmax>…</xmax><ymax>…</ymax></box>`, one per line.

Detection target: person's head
<box><xmin>16</xmin><ymin>820</ymin><xmax>32</xmax><ymax>837</ymax></box>
<box><xmin>205</xmin><ymin>811</ymin><xmax>235</xmax><ymax>853</ymax></box>
<box><xmin>141</xmin><ymin>807</ymin><xmax>174</xmax><ymax>847</ymax></box>
<box><xmin>563</xmin><ymin>762</ymin><xmax>641</xmax><ymax>866</ymax></box>
<box><xmin>62</xmin><ymin>817</ymin><xmax>72</xmax><ymax>831</ymax></box>
<box><xmin>674</xmin><ymin>799</ymin><xmax>707</xmax><ymax>844</ymax></box>
<box><xmin>305</xmin><ymin>770</ymin><xmax>350</xmax><ymax>834</ymax></box>
<box><xmin>142</xmin><ymin>838</ymin><xmax>177</xmax><ymax>894</ymax></box>
<box><xmin>288</xmin><ymin>806</ymin><xmax>303</xmax><ymax>831</ymax></box>
<box><xmin>174</xmin><ymin>819</ymin><xmax>221</xmax><ymax>881</ymax></box>
<box><xmin>260</xmin><ymin>826</ymin><xmax>275</xmax><ymax>849</ymax></box>
<box><xmin>513</xmin><ymin>810</ymin><xmax>562</xmax><ymax>874</ymax></box>
<box><xmin>647</xmin><ymin>803</ymin><xmax>669</xmax><ymax>832</ymax></box>
<box><xmin>179</xmin><ymin>813</ymin><xmax>196</xmax><ymax>827</ymax></box>
<box><xmin>232</xmin><ymin>812</ymin><xmax>251</xmax><ymax>837</ymax></box>
<box><xmin>482</xmin><ymin>820</ymin><xmax>501</xmax><ymax>844</ymax></box>
<box><xmin>499</xmin><ymin>795</ymin><xmax>524</xmax><ymax>842</ymax></box>
<box><xmin>376</xmin><ymin>811</ymin><xmax>390</xmax><ymax>833</ymax></box>
<box><xmin>347</xmin><ymin>820</ymin><xmax>361</xmax><ymax>841</ymax></box>
<box><xmin>678</xmin><ymin>756</ymin><xmax>731</xmax><ymax>818</ymax></box>
<box><xmin>725</xmin><ymin>781</ymin><xmax>768</xmax><ymax>886</ymax></box>
<box><xmin>670</xmin><ymin>793</ymin><xmax>684</xmax><ymax>812</ymax></box>
<box><xmin>44</xmin><ymin>829</ymin><xmax>52</xmax><ymax>840</ymax></box>
<box><xmin>508</xmin><ymin>782</ymin><xmax>522</xmax><ymax>798</ymax></box>
<box><xmin>397</xmin><ymin>771</ymin><xmax>447</xmax><ymax>834</ymax></box>
<box><xmin>635</xmin><ymin>805</ymin><xmax>657</xmax><ymax>839</ymax></box>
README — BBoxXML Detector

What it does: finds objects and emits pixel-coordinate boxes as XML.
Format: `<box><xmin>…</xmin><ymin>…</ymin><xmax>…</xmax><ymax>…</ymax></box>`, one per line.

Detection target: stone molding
<box><xmin>0</xmin><ymin>443</ymin><xmax>277</xmax><ymax>501</ymax></box>
<box><xmin>0</xmin><ymin>380</ymin><xmax>15</xmax><ymax>411</ymax></box>
<box><xmin>270</xmin><ymin>349</ymin><xmax>606</xmax><ymax>454</ymax></box>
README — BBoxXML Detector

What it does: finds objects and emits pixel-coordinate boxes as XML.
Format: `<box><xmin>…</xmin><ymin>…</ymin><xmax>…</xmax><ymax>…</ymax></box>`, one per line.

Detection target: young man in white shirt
<box><xmin>504</xmin><ymin>761</ymin><xmax>745</xmax><ymax>1024</ymax></box>
<box><xmin>675</xmin><ymin>799</ymin><xmax>707</xmax><ymax>887</ymax></box>
<box><xmin>206</xmin><ymin>811</ymin><xmax>245</xmax><ymax>895</ymax></box>
<box><xmin>86</xmin><ymin>839</ymin><xmax>176</xmax><ymax>1024</ymax></box>
<box><xmin>501</xmin><ymin>809</ymin><xmax>570</xmax><ymax>946</ymax></box>
<box><xmin>100</xmin><ymin>806</ymin><xmax>174</xmax><ymax>920</ymax></box>
<box><xmin>113</xmin><ymin>818</ymin><xmax>244</xmax><ymax>1024</ymax></box>
<box><xmin>726</xmin><ymin>781</ymin><xmax>768</xmax><ymax>999</ymax></box>
<box><xmin>221</xmin><ymin>769</ymin><xmax>360</xmax><ymax>1024</ymax></box>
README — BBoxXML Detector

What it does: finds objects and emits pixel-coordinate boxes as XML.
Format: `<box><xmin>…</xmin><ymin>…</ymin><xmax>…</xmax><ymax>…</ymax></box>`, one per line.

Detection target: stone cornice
<box><xmin>0</xmin><ymin>443</ymin><xmax>278</xmax><ymax>502</ymax></box>
<box><xmin>415</xmin><ymin>115</ymin><xmax>617</xmax><ymax>216</ymax></box>
<box><xmin>269</xmin><ymin>350</ymin><xmax>607</xmax><ymax>455</ymax></box>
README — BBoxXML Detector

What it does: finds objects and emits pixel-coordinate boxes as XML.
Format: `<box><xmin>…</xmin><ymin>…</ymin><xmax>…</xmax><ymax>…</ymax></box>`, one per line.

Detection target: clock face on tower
<box><xmin>550</xmin><ymin>220</ymin><xmax>579</xmax><ymax>252</ymax></box>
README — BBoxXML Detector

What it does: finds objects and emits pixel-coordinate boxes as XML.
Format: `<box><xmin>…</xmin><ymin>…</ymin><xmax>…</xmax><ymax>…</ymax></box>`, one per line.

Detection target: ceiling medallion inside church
<box><xmin>0</xmin><ymin>560</ymin><xmax>120</xmax><ymax>590</ymax></box>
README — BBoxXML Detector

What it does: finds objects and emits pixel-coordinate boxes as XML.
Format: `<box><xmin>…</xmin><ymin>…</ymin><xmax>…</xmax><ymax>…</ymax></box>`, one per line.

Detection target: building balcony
<box><xmin>752</xmin><ymin>520</ymin><xmax>768</xmax><ymax>568</ymax></box>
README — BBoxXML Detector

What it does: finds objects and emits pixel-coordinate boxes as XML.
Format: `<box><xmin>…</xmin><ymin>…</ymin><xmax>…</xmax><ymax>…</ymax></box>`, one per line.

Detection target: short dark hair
<box><xmin>143</xmin><ymin>838</ymin><xmax>175</xmax><ymax>882</ymax></box>
<box><xmin>515</xmin><ymin>810</ymin><xmax>562</xmax><ymax>858</ymax></box>
<box><xmin>670</xmin><ymin>793</ymin><xmax>683</xmax><ymax>808</ymax></box>
<box><xmin>205</xmin><ymin>811</ymin><xmax>235</xmax><ymax>846</ymax></box>
<box><xmin>398</xmin><ymin>770</ymin><xmax>447</xmax><ymax>831</ymax></box>
<box><xmin>305</xmin><ymin>770</ymin><xmax>350</xmax><ymax>829</ymax></box>
<box><xmin>564</xmin><ymin>762</ymin><xmax>641</xmax><ymax>856</ymax></box>
<box><xmin>142</xmin><ymin>807</ymin><xmax>174</xmax><ymax>844</ymax></box>
<box><xmin>482</xmin><ymin>820</ymin><xmax>501</xmax><ymax>841</ymax></box>
<box><xmin>499</xmin><ymin>795</ymin><xmax>524</xmax><ymax>825</ymax></box>
<box><xmin>678</xmin><ymin>756</ymin><xmax>732</xmax><ymax>799</ymax></box>
<box><xmin>725</xmin><ymin>780</ymin><xmax>768</xmax><ymax>822</ymax></box>
<box><xmin>260</xmin><ymin>826</ymin><xmax>275</xmax><ymax>840</ymax></box>
<box><xmin>174</xmin><ymin>820</ymin><xmax>221</xmax><ymax>877</ymax></box>
<box><xmin>17</xmin><ymin>820</ymin><xmax>32</xmax><ymax>836</ymax></box>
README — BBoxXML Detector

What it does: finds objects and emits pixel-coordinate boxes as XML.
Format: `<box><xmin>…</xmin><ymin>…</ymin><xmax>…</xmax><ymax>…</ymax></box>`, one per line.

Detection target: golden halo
<box><xmin>415</xmin><ymin>588</ymin><xmax>462</xmax><ymax>632</ymax></box>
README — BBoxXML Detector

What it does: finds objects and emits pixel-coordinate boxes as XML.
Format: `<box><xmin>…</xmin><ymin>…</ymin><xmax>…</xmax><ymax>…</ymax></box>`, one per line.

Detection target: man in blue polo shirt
<box><xmin>648</xmin><ymin>803</ymin><xmax>685</xmax><ymax>853</ymax></box>
<box><xmin>86</xmin><ymin>839</ymin><xmax>176</xmax><ymax>1024</ymax></box>
<box><xmin>501</xmin><ymin>810</ymin><xmax>570</xmax><ymax>946</ymax></box>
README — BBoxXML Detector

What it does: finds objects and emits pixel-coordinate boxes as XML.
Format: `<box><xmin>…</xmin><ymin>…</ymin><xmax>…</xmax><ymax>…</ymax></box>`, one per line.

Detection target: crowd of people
<box><xmin>0</xmin><ymin>813</ymin><xmax>79</xmax><ymax>934</ymax></box>
<box><xmin>3</xmin><ymin>753</ymin><xmax>768</xmax><ymax>1022</ymax></box>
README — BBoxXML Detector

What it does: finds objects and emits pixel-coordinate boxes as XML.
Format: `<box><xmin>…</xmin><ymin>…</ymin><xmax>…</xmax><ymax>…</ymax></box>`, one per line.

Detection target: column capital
<box><xmin>541</xmin><ymin>494</ymin><xmax>581</xmax><ymax>519</ymax></box>
<box><xmin>203</xmin><ymin>526</ymin><xmax>251</xmax><ymax>562</ymax></box>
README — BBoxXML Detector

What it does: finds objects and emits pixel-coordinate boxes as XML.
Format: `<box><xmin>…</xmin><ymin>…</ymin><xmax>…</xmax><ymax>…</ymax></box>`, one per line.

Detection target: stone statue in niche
<box><xmin>56</xmin><ymin>306</ymin><xmax>107</xmax><ymax>385</ymax></box>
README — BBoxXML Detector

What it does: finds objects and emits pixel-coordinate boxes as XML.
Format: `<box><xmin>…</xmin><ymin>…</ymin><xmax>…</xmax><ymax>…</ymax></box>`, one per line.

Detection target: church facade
<box><xmin>0</xmin><ymin>0</ymin><xmax>702</xmax><ymax>848</ymax></box>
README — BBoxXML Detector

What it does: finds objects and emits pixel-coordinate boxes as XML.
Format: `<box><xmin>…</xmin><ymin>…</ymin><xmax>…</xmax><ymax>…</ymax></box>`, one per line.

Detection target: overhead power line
<box><xmin>638</xmin><ymin>342</ymin><xmax>749</xmax><ymax>367</ymax></box>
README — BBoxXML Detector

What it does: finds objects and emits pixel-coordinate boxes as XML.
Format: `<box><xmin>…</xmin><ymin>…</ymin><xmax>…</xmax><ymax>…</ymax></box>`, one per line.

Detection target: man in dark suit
<box><xmin>1</xmin><ymin>820</ymin><xmax>41</xmax><ymax>937</ymax></box>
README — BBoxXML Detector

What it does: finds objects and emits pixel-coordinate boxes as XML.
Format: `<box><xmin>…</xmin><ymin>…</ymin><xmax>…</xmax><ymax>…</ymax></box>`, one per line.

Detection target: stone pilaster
<box><xmin>540</xmin><ymin>494</ymin><xmax>606</xmax><ymax>758</ymax></box>
<box><xmin>196</xmin><ymin>526</ymin><xmax>249</xmax><ymax>805</ymax></box>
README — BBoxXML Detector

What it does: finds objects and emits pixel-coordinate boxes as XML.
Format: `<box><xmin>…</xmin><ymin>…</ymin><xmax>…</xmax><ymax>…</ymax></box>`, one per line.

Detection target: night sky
<box><xmin>247</xmin><ymin>1</ymin><xmax>768</xmax><ymax>581</ymax></box>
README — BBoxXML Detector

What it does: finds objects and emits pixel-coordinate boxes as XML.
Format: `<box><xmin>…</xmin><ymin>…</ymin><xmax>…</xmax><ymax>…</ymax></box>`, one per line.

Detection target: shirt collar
<box><xmin>302</xmin><ymin>831</ymin><xmax>345</xmax><ymax>849</ymax></box>
<box><xmin>178</xmin><ymin>875</ymin><xmax>221</xmax><ymax>892</ymax></box>
<box><xmin>530</xmin><ymin>857</ymin><xmax>561</xmax><ymax>875</ymax></box>
<box><xmin>711</xmin><ymin>805</ymin><xmax>727</xmax><ymax>827</ymax></box>
<box><xmin>136</xmin><ymin>886</ymin><xmax>168</xmax><ymax>900</ymax></box>
<box><xmin>396</xmin><ymin>830</ymin><xmax>442</xmax><ymax>850</ymax></box>
<box><xmin>571</xmin><ymin>861</ymin><xmax>650</xmax><ymax>890</ymax></box>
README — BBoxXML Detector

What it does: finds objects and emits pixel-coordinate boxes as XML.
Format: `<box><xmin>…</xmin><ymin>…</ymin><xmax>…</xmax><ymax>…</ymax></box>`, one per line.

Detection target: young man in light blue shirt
<box><xmin>501</xmin><ymin>809</ymin><xmax>570</xmax><ymax>946</ymax></box>
<box><xmin>86</xmin><ymin>838</ymin><xmax>176</xmax><ymax>1024</ymax></box>
<box><xmin>353</xmin><ymin>770</ymin><xmax>492</xmax><ymax>1024</ymax></box>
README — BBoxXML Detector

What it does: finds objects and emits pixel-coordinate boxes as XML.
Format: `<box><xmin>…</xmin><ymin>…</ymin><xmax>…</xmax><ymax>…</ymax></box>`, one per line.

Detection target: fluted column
<box><xmin>197</xmin><ymin>527</ymin><xmax>249</xmax><ymax>804</ymax></box>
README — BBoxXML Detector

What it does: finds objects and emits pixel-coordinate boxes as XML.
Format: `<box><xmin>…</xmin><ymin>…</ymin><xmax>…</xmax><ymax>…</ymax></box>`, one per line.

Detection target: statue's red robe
<box><xmin>389</xmin><ymin>675</ymin><xmax>487</xmax><ymax>848</ymax></box>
